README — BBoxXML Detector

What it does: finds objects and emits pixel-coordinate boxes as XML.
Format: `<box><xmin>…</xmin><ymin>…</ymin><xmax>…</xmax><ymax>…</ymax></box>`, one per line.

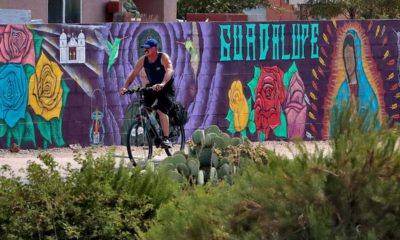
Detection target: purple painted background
<box><xmin>0</xmin><ymin>20</ymin><xmax>398</xmax><ymax>149</ymax></box>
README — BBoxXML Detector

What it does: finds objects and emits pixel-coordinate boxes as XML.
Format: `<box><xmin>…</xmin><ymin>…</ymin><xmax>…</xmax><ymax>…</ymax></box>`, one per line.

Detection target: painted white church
<box><xmin>60</xmin><ymin>30</ymin><xmax>86</xmax><ymax>64</ymax></box>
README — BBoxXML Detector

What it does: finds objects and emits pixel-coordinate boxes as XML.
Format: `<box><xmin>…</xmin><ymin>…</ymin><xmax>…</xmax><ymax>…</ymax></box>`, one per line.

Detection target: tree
<box><xmin>300</xmin><ymin>0</ymin><xmax>400</xmax><ymax>19</ymax></box>
<box><xmin>177</xmin><ymin>0</ymin><xmax>269</xmax><ymax>20</ymax></box>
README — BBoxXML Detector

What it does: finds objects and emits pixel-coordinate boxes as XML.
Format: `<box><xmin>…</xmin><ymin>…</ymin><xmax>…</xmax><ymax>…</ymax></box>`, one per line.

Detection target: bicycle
<box><xmin>124</xmin><ymin>86</ymin><xmax>186</xmax><ymax>166</ymax></box>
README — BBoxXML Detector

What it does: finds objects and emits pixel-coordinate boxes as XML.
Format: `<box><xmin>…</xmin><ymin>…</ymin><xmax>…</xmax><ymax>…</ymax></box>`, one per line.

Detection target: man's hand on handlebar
<box><xmin>152</xmin><ymin>83</ymin><xmax>164</xmax><ymax>92</ymax></box>
<box><xmin>119</xmin><ymin>87</ymin><xmax>128</xmax><ymax>95</ymax></box>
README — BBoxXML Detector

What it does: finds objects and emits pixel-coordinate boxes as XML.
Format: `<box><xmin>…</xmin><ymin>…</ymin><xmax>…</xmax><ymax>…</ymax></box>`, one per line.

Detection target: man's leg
<box><xmin>156</xmin><ymin>88</ymin><xmax>175</xmax><ymax>148</ymax></box>
<box><xmin>157</xmin><ymin>109</ymin><xmax>169</xmax><ymax>139</ymax></box>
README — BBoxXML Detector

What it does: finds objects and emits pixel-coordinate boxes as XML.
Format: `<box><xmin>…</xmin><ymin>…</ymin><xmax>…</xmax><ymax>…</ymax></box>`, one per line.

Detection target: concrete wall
<box><xmin>1</xmin><ymin>0</ymin><xmax>176</xmax><ymax>23</ymax></box>
<box><xmin>82</xmin><ymin>0</ymin><xmax>109</xmax><ymax>23</ymax></box>
<box><xmin>134</xmin><ymin>0</ymin><xmax>177</xmax><ymax>21</ymax></box>
<box><xmin>267</xmin><ymin>0</ymin><xmax>297</xmax><ymax>21</ymax></box>
<box><xmin>162</xmin><ymin>0</ymin><xmax>177</xmax><ymax>22</ymax></box>
<box><xmin>0</xmin><ymin>0</ymin><xmax>48</xmax><ymax>22</ymax></box>
<box><xmin>186</xmin><ymin>13</ymin><xmax>248</xmax><ymax>22</ymax></box>
<box><xmin>0</xmin><ymin>20</ymin><xmax>399</xmax><ymax>149</ymax></box>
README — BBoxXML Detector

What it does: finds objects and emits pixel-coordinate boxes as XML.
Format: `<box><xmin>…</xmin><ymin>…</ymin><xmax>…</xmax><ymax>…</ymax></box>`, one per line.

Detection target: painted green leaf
<box><xmin>273</xmin><ymin>107</ymin><xmax>288</xmax><ymax>138</ymax></box>
<box><xmin>50</xmin><ymin>78</ymin><xmax>69</xmax><ymax>147</ymax></box>
<box><xmin>6</xmin><ymin>131</ymin><xmax>11</xmax><ymax>149</ymax></box>
<box><xmin>259</xmin><ymin>132</ymin><xmax>266</xmax><ymax>142</ymax></box>
<box><xmin>11</xmin><ymin>119</ymin><xmax>25</xmax><ymax>144</ymax></box>
<box><xmin>22</xmin><ymin>111</ymin><xmax>36</xmax><ymax>148</ymax></box>
<box><xmin>247</xmin><ymin>98</ymin><xmax>252</xmax><ymax>111</ymax></box>
<box><xmin>226</xmin><ymin>109</ymin><xmax>235</xmax><ymax>134</ymax></box>
<box><xmin>61</xmin><ymin>79</ymin><xmax>70</xmax><ymax>105</ymax></box>
<box><xmin>248</xmin><ymin>121</ymin><xmax>256</xmax><ymax>134</ymax></box>
<box><xmin>23</xmin><ymin>64</ymin><xmax>35</xmax><ymax>80</ymax></box>
<box><xmin>283</xmin><ymin>62</ymin><xmax>298</xmax><ymax>90</ymax></box>
<box><xmin>226</xmin><ymin>107</ymin><xmax>233</xmax><ymax>121</ymax></box>
<box><xmin>50</xmin><ymin>117</ymin><xmax>65</xmax><ymax>146</ymax></box>
<box><xmin>249</xmin><ymin>109</ymin><xmax>255</xmax><ymax>122</ymax></box>
<box><xmin>36</xmin><ymin>115</ymin><xmax>52</xmax><ymax>144</ymax></box>
<box><xmin>0</xmin><ymin>120</ymin><xmax>6</xmax><ymax>138</ymax></box>
<box><xmin>32</xmin><ymin>30</ymin><xmax>43</xmax><ymax>61</ymax></box>
<box><xmin>248</xmin><ymin>67</ymin><xmax>260</xmax><ymax>102</ymax></box>
<box><xmin>241</xmin><ymin>130</ymin><xmax>247</xmax><ymax>138</ymax></box>
<box><xmin>248</xmin><ymin>110</ymin><xmax>256</xmax><ymax>134</ymax></box>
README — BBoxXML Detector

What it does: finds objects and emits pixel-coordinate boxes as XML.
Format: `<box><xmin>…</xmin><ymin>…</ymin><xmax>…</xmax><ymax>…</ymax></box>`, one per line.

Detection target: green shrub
<box><xmin>0</xmin><ymin>149</ymin><xmax>180</xmax><ymax>239</ymax></box>
<box><xmin>143</xmin><ymin>185</ymin><xmax>234</xmax><ymax>240</ymax></box>
<box><xmin>144</xmin><ymin>102</ymin><xmax>400</xmax><ymax>239</ymax></box>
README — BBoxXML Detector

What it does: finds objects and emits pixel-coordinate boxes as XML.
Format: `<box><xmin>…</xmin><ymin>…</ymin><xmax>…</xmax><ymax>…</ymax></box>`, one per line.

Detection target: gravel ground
<box><xmin>0</xmin><ymin>141</ymin><xmax>331</xmax><ymax>178</ymax></box>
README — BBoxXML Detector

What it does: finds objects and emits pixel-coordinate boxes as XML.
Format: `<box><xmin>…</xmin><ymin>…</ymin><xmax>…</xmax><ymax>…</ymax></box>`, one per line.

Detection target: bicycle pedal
<box><xmin>161</xmin><ymin>144</ymin><xmax>172</xmax><ymax>149</ymax></box>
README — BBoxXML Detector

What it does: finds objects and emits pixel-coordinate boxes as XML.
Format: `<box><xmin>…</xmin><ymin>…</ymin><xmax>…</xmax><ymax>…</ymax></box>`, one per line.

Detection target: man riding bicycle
<box><xmin>119</xmin><ymin>38</ymin><xmax>175</xmax><ymax>148</ymax></box>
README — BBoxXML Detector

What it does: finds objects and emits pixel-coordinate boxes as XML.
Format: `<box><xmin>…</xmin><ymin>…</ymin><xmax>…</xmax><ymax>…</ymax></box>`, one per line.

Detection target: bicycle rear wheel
<box><xmin>126</xmin><ymin>121</ymin><xmax>153</xmax><ymax>166</ymax></box>
<box><xmin>164</xmin><ymin>123</ymin><xmax>185</xmax><ymax>156</ymax></box>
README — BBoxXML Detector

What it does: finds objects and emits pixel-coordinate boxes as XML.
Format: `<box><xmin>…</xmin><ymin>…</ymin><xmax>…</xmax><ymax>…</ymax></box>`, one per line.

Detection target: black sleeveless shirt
<box><xmin>143</xmin><ymin>53</ymin><xmax>174</xmax><ymax>87</ymax></box>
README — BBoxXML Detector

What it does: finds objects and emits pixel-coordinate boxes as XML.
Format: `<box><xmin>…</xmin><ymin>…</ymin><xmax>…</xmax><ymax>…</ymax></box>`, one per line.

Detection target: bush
<box><xmin>0</xmin><ymin>149</ymin><xmax>180</xmax><ymax>239</ymax></box>
<box><xmin>144</xmin><ymin>102</ymin><xmax>400</xmax><ymax>239</ymax></box>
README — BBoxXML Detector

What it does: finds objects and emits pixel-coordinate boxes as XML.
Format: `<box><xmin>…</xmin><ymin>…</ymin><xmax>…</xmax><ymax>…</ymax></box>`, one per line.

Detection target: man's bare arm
<box><xmin>160</xmin><ymin>53</ymin><xmax>174</xmax><ymax>86</ymax></box>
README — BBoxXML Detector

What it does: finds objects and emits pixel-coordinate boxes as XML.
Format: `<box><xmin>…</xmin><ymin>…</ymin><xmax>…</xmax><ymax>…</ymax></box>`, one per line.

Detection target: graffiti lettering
<box><xmin>220</xmin><ymin>23</ymin><xmax>319</xmax><ymax>61</ymax></box>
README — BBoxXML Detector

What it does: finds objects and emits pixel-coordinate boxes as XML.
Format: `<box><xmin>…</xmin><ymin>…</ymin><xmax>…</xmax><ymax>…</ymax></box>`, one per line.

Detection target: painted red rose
<box><xmin>254</xmin><ymin>66</ymin><xmax>286</xmax><ymax>137</ymax></box>
<box><xmin>0</xmin><ymin>25</ymin><xmax>35</xmax><ymax>66</ymax></box>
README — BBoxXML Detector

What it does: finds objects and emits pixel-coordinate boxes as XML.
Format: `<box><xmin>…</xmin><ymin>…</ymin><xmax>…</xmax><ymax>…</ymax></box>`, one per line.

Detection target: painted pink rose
<box><xmin>0</xmin><ymin>25</ymin><xmax>35</xmax><ymax>66</ymax></box>
<box><xmin>284</xmin><ymin>72</ymin><xmax>307</xmax><ymax>139</ymax></box>
<box><xmin>254</xmin><ymin>66</ymin><xmax>286</xmax><ymax>137</ymax></box>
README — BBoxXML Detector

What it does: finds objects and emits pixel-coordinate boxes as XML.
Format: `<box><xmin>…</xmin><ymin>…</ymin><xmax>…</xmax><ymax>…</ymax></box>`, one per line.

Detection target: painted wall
<box><xmin>0</xmin><ymin>20</ymin><xmax>399</xmax><ymax>149</ymax></box>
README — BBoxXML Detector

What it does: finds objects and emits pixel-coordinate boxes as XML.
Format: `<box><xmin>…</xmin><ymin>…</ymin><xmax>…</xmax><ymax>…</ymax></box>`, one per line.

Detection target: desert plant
<box><xmin>144</xmin><ymin>102</ymin><xmax>400</xmax><ymax>239</ymax></box>
<box><xmin>0</xmin><ymin>149</ymin><xmax>180</xmax><ymax>239</ymax></box>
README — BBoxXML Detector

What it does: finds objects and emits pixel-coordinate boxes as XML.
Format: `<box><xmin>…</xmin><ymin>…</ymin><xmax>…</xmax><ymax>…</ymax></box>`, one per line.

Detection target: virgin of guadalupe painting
<box><xmin>323</xmin><ymin>24</ymin><xmax>386</xmax><ymax>138</ymax></box>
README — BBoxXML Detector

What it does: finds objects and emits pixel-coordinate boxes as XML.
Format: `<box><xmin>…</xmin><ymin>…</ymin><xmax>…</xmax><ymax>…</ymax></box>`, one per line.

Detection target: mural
<box><xmin>0</xmin><ymin>20</ymin><xmax>399</xmax><ymax>149</ymax></box>
<box><xmin>322</xmin><ymin>23</ymin><xmax>386</xmax><ymax>137</ymax></box>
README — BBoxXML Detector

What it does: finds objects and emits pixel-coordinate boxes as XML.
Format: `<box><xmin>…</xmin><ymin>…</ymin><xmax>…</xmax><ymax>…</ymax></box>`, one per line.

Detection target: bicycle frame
<box><xmin>124</xmin><ymin>86</ymin><xmax>185</xmax><ymax>166</ymax></box>
<box><xmin>126</xmin><ymin>87</ymin><xmax>161</xmax><ymax>161</ymax></box>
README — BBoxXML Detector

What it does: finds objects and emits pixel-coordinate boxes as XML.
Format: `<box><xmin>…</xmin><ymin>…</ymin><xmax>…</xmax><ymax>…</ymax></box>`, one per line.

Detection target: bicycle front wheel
<box><xmin>126</xmin><ymin>121</ymin><xmax>153</xmax><ymax>166</ymax></box>
<box><xmin>165</xmin><ymin>123</ymin><xmax>186</xmax><ymax>156</ymax></box>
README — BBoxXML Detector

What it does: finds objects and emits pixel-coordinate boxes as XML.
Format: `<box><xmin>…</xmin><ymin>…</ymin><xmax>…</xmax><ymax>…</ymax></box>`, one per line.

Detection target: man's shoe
<box><xmin>161</xmin><ymin>138</ymin><xmax>172</xmax><ymax>148</ymax></box>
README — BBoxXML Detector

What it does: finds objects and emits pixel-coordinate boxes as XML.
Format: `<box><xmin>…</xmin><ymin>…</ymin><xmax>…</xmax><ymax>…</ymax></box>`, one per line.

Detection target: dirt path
<box><xmin>0</xmin><ymin>141</ymin><xmax>331</xmax><ymax>177</ymax></box>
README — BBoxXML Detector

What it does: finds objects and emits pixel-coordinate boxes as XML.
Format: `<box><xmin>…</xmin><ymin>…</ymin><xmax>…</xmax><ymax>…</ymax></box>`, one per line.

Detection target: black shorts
<box><xmin>144</xmin><ymin>82</ymin><xmax>175</xmax><ymax>114</ymax></box>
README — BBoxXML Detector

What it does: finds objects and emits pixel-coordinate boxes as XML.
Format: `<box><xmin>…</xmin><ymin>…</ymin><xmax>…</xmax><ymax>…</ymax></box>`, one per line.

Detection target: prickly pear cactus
<box><xmin>213</xmin><ymin>135</ymin><xmax>226</xmax><ymax>149</ymax></box>
<box><xmin>198</xmin><ymin>148</ymin><xmax>212</xmax><ymax>167</ymax></box>
<box><xmin>218</xmin><ymin>163</ymin><xmax>231</xmax><ymax>178</ymax></box>
<box><xmin>192</xmin><ymin>129</ymin><xmax>205</xmax><ymax>145</ymax></box>
<box><xmin>187</xmin><ymin>158</ymin><xmax>200</xmax><ymax>177</ymax></box>
<box><xmin>230</xmin><ymin>137</ymin><xmax>242</xmax><ymax>146</ymax></box>
<box><xmin>205</xmin><ymin>125</ymin><xmax>221</xmax><ymax>135</ymax></box>
<box><xmin>204</xmin><ymin>132</ymin><xmax>218</xmax><ymax>147</ymax></box>
<box><xmin>177</xmin><ymin>163</ymin><xmax>190</xmax><ymax>177</ymax></box>
<box><xmin>159</xmin><ymin>123</ymin><xmax>261</xmax><ymax>185</ymax></box>
<box><xmin>220</xmin><ymin>133</ymin><xmax>231</xmax><ymax>148</ymax></box>
<box><xmin>211</xmin><ymin>152</ymin><xmax>219</xmax><ymax>168</ymax></box>
<box><xmin>169</xmin><ymin>154</ymin><xmax>186</xmax><ymax>166</ymax></box>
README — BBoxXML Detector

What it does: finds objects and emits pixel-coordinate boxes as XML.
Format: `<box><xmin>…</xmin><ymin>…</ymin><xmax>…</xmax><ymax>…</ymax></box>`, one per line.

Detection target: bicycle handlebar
<box><xmin>124</xmin><ymin>86</ymin><xmax>153</xmax><ymax>95</ymax></box>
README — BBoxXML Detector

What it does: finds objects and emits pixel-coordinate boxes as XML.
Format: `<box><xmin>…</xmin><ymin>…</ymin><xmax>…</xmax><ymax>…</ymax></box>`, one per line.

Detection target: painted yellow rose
<box><xmin>228</xmin><ymin>80</ymin><xmax>249</xmax><ymax>132</ymax></box>
<box><xmin>29</xmin><ymin>52</ymin><xmax>64</xmax><ymax>120</ymax></box>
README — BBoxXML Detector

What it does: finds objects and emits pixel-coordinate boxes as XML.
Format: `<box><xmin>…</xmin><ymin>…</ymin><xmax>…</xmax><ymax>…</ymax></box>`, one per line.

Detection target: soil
<box><xmin>0</xmin><ymin>141</ymin><xmax>331</xmax><ymax>178</ymax></box>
